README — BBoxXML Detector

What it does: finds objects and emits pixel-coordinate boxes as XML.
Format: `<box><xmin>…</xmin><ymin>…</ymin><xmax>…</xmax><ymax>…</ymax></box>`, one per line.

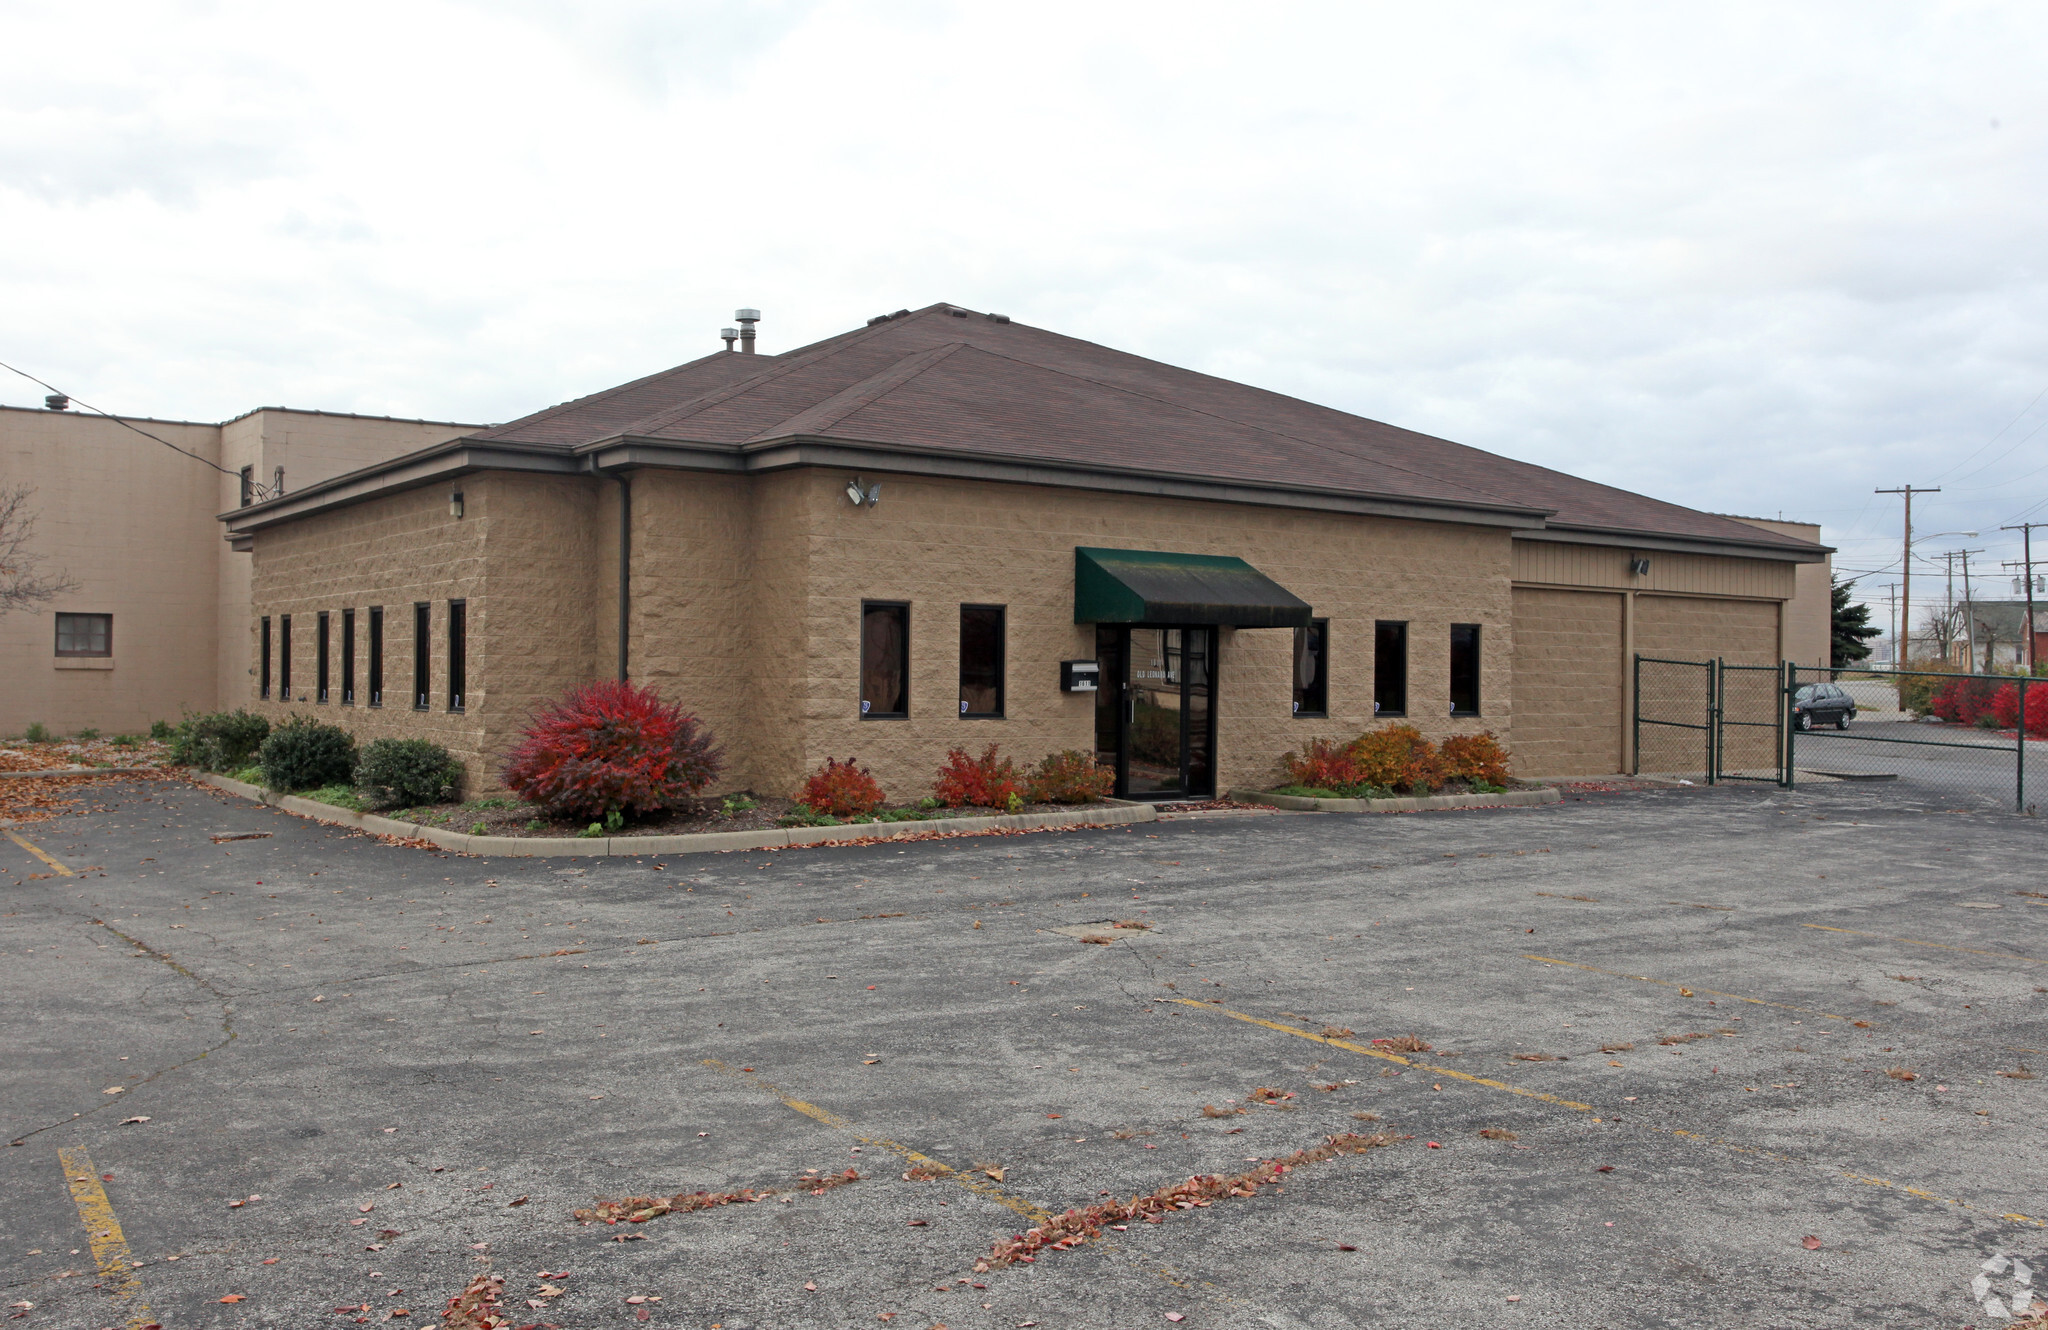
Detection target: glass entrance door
<box><xmin>1094</xmin><ymin>625</ymin><xmax>1216</xmax><ymax>798</ymax></box>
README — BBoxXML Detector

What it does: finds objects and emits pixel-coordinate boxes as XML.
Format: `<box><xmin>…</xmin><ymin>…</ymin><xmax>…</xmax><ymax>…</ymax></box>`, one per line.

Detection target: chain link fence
<box><xmin>1787</xmin><ymin>664</ymin><xmax>2041</xmax><ymax>812</ymax></box>
<box><xmin>1633</xmin><ymin>656</ymin><xmax>1786</xmax><ymax>783</ymax></box>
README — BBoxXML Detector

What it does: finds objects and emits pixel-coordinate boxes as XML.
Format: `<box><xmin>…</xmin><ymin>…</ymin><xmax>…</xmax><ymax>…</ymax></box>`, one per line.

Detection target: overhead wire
<box><xmin>0</xmin><ymin>358</ymin><xmax>275</xmax><ymax>501</ymax></box>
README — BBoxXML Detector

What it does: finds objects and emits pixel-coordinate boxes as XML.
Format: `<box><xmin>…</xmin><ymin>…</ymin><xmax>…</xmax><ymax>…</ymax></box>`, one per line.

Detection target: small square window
<box><xmin>55</xmin><ymin>612</ymin><xmax>111</xmax><ymax>657</ymax></box>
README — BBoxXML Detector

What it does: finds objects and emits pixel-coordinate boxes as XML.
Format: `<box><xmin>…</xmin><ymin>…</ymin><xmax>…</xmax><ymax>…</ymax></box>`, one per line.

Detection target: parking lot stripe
<box><xmin>701</xmin><ymin>1059</ymin><xmax>1050</xmax><ymax>1222</ymax></box>
<box><xmin>1521</xmin><ymin>955</ymin><xmax>1848</xmax><ymax>1020</ymax></box>
<box><xmin>1171</xmin><ymin>1002</ymin><xmax>2047</xmax><ymax>1232</ymax></box>
<box><xmin>1168</xmin><ymin>1000</ymin><xmax>1595</xmax><ymax>1111</ymax></box>
<box><xmin>6</xmin><ymin>829</ymin><xmax>75</xmax><ymax>876</ymax></box>
<box><xmin>55</xmin><ymin>1145</ymin><xmax>151</xmax><ymax>1329</ymax></box>
<box><xmin>1802</xmin><ymin>924</ymin><xmax>2044</xmax><ymax>966</ymax></box>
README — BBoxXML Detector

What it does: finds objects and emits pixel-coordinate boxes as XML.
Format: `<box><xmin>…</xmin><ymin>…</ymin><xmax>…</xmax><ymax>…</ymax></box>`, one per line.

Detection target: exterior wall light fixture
<box><xmin>1629</xmin><ymin>556</ymin><xmax>1651</xmax><ymax>576</ymax></box>
<box><xmin>450</xmin><ymin>490</ymin><xmax>465</xmax><ymax>518</ymax></box>
<box><xmin>844</xmin><ymin>477</ymin><xmax>882</xmax><ymax>508</ymax></box>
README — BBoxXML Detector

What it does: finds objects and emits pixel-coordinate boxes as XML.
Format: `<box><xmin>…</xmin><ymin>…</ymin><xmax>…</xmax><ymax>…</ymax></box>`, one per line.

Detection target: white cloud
<box><xmin>4</xmin><ymin>0</ymin><xmax>2047</xmax><ymax>601</ymax></box>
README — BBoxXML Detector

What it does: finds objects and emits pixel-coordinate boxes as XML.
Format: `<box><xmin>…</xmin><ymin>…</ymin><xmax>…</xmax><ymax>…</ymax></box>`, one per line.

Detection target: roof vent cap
<box><xmin>986</xmin><ymin>312</ymin><xmax>1010</xmax><ymax>324</ymax></box>
<box><xmin>44</xmin><ymin>394</ymin><xmax>68</xmax><ymax>411</ymax></box>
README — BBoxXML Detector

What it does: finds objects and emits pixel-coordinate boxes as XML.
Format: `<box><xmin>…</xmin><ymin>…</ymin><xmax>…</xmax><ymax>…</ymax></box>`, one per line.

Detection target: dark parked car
<box><xmin>1792</xmin><ymin>683</ymin><xmax>1856</xmax><ymax>731</ymax></box>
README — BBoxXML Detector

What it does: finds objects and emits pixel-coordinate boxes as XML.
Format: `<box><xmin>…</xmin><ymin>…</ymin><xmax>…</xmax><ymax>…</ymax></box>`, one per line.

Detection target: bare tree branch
<box><xmin>0</xmin><ymin>485</ymin><xmax>78</xmax><ymax>615</ymax></box>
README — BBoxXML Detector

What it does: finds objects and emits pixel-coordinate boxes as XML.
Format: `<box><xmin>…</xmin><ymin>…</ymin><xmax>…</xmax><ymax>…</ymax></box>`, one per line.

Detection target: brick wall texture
<box><xmin>245</xmin><ymin>466</ymin><xmax>1805</xmax><ymax>796</ymax></box>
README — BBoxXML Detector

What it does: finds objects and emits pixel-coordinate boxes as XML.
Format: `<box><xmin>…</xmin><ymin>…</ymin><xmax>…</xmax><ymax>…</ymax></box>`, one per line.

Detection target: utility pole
<box><xmin>1880</xmin><ymin>582</ymin><xmax>1898</xmax><ymax>664</ymax></box>
<box><xmin>1878</xmin><ymin>486</ymin><xmax>1938</xmax><ymax>664</ymax></box>
<box><xmin>2003</xmin><ymin>521</ymin><xmax>2047</xmax><ymax>673</ymax></box>
<box><xmin>1959</xmin><ymin>547</ymin><xmax>1985</xmax><ymax>672</ymax></box>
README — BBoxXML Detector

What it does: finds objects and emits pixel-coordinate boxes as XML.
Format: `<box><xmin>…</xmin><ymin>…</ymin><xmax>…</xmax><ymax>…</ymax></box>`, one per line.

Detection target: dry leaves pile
<box><xmin>0</xmin><ymin>772</ymin><xmax>135</xmax><ymax>826</ymax></box>
<box><xmin>1373</xmin><ymin>1035</ymin><xmax>1431</xmax><ymax>1054</ymax></box>
<box><xmin>574</xmin><ymin>1169</ymin><xmax>860</xmax><ymax>1224</ymax></box>
<box><xmin>974</xmin><ymin>1133</ymin><xmax>1396</xmax><ymax>1271</ymax></box>
<box><xmin>439</xmin><ymin>1273</ymin><xmax>512</xmax><ymax>1330</ymax></box>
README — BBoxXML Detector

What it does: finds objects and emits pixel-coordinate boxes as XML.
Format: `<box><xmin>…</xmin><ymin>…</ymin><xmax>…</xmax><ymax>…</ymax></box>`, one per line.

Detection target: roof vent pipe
<box><xmin>720</xmin><ymin>327</ymin><xmax>738</xmax><ymax>352</ymax></box>
<box><xmin>735</xmin><ymin>307</ymin><xmax>760</xmax><ymax>353</ymax></box>
<box><xmin>44</xmin><ymin>394</ymin><xmax>68</xmax><ymax>411</ymax></box>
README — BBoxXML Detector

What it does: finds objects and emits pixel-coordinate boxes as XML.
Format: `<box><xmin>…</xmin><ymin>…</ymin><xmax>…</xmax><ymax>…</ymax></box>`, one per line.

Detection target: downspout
<box><xmin>615</xmin><ymin>472</ymin><xmax>631</xmax><ymax>681</ymax></box>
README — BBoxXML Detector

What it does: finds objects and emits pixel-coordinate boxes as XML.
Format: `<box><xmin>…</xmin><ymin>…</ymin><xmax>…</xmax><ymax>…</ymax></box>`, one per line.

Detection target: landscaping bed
<box><xmin>328</xmin><ymin>791</ymin><xmax>1099</xmax><ymax>839</ymax></box>
<box><xmin>0</xmin><ymin>735</ymin><xmax>178</xmax><ymax>772</ymax></box>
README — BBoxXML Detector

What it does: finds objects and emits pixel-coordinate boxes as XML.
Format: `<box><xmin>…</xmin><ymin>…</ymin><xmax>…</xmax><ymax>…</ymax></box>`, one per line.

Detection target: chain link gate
<box><xmin>1632</xmin><ymin>655</ymin><xmax>1788</xmax><ymax>785</ymax></box>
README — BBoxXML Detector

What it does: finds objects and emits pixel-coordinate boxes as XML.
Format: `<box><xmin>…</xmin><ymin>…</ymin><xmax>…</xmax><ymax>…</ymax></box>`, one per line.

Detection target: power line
<box><xmin>0</xmin><ymin>358</ymin><xmax>274</xmax><ymax>500</ymax></box>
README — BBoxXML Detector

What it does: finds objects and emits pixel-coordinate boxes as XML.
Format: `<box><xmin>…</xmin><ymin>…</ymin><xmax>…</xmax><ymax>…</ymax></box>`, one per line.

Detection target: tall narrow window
<box><xmin>341</xmin><ymin>609</ymin><xmax>356</xmax><ymax>704</ymax></box>
<box><xmin>316</xmin><ymin>612</ymin><xmax>331</xmax><ymax>703</ymax></box>
<box><xmin>368</xmin><ymin>607</ymin><xmax>384</xmax><ymax>707</ymax></box>
<box><xmin>279</xmin><ymin>614</ymin><xmax>293</xmax><ymax>701</ymax></box>
<box><xmin>448</xmin><ymin>599</ymin><xmax>466</xmax><ymax>712</ymax></box>
<box><xmin>413</xmin><ymin>602</ymin><xmax>431</xmax><ymax>710</ymax></box>
<box><xmin>860</xmin><ymin>601</ymin><xmax>909</xmax><ymax>718</ymax></box>
<box><xmin>958</xmin><ymin>604</ymin><xmax>1004</xmax><ymax>717</ymax></box>
<box><xmin>1373</xmin><ymin>621</ymin><xmax>1407</xmax><ymax>716</ymax></box>
<box><xmin>239</xmin><ymin>466</ymin><xmax>254</xmax><ymax>506</ymax></box>
<box><xmin>1292</xmin><ymin>618</ymin><xmax>1328</xmax><ymax>717</ymax></box>
<box><xmin>1449</xmin><ymin>623</ymin><xmax>1482</xmax><ymax>716</ymax></box>
<box><xmin>54</xmin><ymin>613</ymin><xmax>112</xmax><ymax>657</ymax></box>
<box><xmin>259</xmin><ymin>616</ymin><xmax>272</xmax><ymax>699</ymax></box>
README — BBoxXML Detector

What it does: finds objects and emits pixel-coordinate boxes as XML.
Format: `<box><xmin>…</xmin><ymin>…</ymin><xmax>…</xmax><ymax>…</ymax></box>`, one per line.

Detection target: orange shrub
<box><xmin>934</xmin><ymin>743</ymin><xmax>1022</xmax><ymax>809</ymax></box>
<box><xmin>1282</xmin><ymin>737</ymin><xmax>1362</xmax><ymax>791</ymax></box>
<box><xmin>1028</xmin><ymin>750</ymin><xmax>1114</xmax><ymax>804</ymax></box>
<box><xmin>796</xmin><ymin>757</ymin><xmax>884</xmax><ymax>817</ymax></box>
<box><xmin>1440</xmin><ymin>732</ymin><xmax>1510</xmax><ymax>786</ymax></box>
<box><xmin>1347</xmin><ymin>723</ymin><xmax>1445</xmax><ymax>794</ymax></box>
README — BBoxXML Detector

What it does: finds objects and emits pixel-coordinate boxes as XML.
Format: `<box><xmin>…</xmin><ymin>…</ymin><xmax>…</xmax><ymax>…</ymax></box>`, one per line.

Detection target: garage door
<box><xmin>1633</xmin><ymin>595</ymin><xmax>1780</xmax><ymax>665</ymax></box>
<box><xmin>1511</xmin><ymin>587</ymin><xmax>1624</xmax><ymax>777</ymax></box>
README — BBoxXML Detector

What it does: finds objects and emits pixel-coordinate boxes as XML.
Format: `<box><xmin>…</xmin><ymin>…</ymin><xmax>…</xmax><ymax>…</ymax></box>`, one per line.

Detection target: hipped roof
<box><xmin>228</xmin><ymin>303</ymin><xmax>1827</xmax><ymax>559</ymax></box>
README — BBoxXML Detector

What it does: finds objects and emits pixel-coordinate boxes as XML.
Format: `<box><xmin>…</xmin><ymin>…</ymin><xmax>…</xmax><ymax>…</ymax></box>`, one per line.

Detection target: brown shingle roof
<box><xmin>473</xmin><ymin>304</ymin><xmax>1820</xmax><ymax>553</ymax></box>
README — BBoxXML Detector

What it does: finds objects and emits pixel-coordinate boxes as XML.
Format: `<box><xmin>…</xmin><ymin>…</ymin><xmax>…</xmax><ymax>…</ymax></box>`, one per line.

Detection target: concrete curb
<box><xmin>188</xmin><ymin>771</ymin><xmax>1158</xmax><ymax>857</ymax></box>
<box><xmin>1226</xmin><ymin>786</ymin><xmax>1563</xmax><ymax>814</ymax></box>
<box><xmin>0</xmin><ymin>765</ymin><xmax>167</xmax><ymax>780</ymax></box>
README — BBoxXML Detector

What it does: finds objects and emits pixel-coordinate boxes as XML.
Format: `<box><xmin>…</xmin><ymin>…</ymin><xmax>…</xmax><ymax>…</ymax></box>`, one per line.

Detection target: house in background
<box><xmin>0</xmin><ymin>405</ymin><xmax>479</xmax><ymax>737</ymax></box>
<box><xmin>212</xmin><ymin>303</ymin><xmax>1831</xmax><ymax>797</ymax></box>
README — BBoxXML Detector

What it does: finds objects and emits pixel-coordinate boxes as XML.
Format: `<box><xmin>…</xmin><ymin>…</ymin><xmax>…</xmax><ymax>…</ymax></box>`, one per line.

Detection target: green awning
<box><xmin>1074</xmin><ymin>547</ymin><xmax>1312</xmax><ymax>629</ymax></box>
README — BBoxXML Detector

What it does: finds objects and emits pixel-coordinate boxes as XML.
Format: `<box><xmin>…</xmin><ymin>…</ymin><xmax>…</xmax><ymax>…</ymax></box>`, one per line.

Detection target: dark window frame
<box><xmin>316</xmin><ymin>611</ymin><xmax>331</xmax><ymax>703</ymax></box>
<box><xmin>957</xmin><ymin>603</ymin><xmax>1006</xmax><ymax>718</ymax></box>
<box><xmin>279</xmin><ymin>614</ymin><xmax>293</xmax><ymax>700</ymax></box>
<box><xmin>859</xmin><ymin>600</ymin><xmax>910</xmax><ymax>719</ymax></box>
<box><xmin>367</xmin><ymin>606</ymin><xmax>384</xmax><ymax>707</ymax></box>
<box><xmin>1373</xmin><ymin>620</ymin><xmax>1408</xmax><ymax>717</ymax></box>
<box><xmin>447</xmin><ymin>598</ymin><xmax>466</xmax><ymax>713</ymax></box>
<box><xmin>1450</xmin><ymin>622</ymin><xmax>1482</xmax><ymax>717</ymax></box>
<box><xmin>259</xmin><ymin>616</ymin><xmax>271</xmax><ymax>699</ymax></box>
<box><xmin>1292</xmin><ymin>618</ymin><xmax>1329</xmax><ymax>718</ymax></box>
<box><xmin>54</xmin><ymin>612</ymin><xmax>112</xmax><ymax>658</ymax></box>
<box><xmin>341</xmin><ymin>608</ymin><xmax>356</xmax><ymax>704</ymax></box>
<box><xmin>412</xmin><ymin>602</ymin><xmax>431</xmax><ymax>711</ymax></box>
<box><xmin>238</xmin><ymin>465</ymin><xmax>254</xmax><ymax>507</ymax></box>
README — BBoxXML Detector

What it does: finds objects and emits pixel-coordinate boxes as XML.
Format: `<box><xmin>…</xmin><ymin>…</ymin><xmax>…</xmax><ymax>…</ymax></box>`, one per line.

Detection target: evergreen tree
<box><xmin>1831</xmin><ymin>575</ymin><xmax>1881</xmax><ymax>667</ymax></box>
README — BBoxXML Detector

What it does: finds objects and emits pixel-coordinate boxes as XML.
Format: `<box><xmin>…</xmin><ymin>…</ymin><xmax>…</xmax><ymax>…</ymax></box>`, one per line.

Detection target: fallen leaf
<box><xmin>219</xmin><ymin>1294</ymin><xmax>245</xmax><ymax>1303</ymax></box>
<box><xmin>1336</xmin><ymin>1243</ymin><xmax>1357</xmax><ymax>1252</ymax></box>
<box><xmin>983</xmin><ymin>1166</ymin><xmax>1006</xmax><ymax>1182</ymax></box>
<box><xmin>118</xmin><ymin>1116</ymin><xmax>150</xmax><ymax>1125</ymax></box>
<box><xmin>1166</xmin><ymin>1315</ymin><xmax>1185</xmax><ymax>1323</ymax></box>
<box><xmin>1046</xmin><ymin>1113</ymin><xmax>1061</xmax><ymax>1119</ymax></box>
<box><xmin>1596</xmin><ymin>1165</ymin><xmax>1615</xmax><ymax>1173</ymax></box>
<box><xmin>1801</xmin><ymin>1235</ymin><xmax>1821</xmax><ymax>1250</ymax></box>
<box><xmin>1679</xmin><ymin>988</ymin><xmax>1694</xmax><ymax>997</ymax></box>
<box><xmin>103</xmin><ymin>1086</ymin><xmax>125</xmax><ymax>1095</ymax></box>
<box><xmin>1426</xmin><ymin>1141</ymin><xmax>1442</xmax><ymax>1149</ymax></box>
<box><xmin>908</xmin><ymin>1219</ymin><xmax>929</xmax><ymax>1226</ymax></box>
<box><xmin>626</xmin><ymin>1296</ymin><xmax>647</xmax><ymax>1304</ymax></box>
<box><xmin>507</xmin><ymin>1196</ymin><xmax>529</xmax><ymax>1207</ymax></box>
<box><xmin>804</xmin><ymin>1282</ymin><xmax>818</xmax><ymax>1292</ymax></box>
<box><xmin>358</xmin><ymin>1203</ymin><xmax>374</xmax><ymax>1213</ymax></box>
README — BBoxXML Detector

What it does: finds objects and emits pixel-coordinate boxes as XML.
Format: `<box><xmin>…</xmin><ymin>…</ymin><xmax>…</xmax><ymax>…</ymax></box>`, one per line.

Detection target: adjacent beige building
<box><xmin>1</xmin><ymin>405</ymin><xmax>476</xmax><ymax>737</ymax></box>
<box><xmin>212</xmin><ymin>303</ymin><xmax>1831</xmax><ymax>796</ymax></box>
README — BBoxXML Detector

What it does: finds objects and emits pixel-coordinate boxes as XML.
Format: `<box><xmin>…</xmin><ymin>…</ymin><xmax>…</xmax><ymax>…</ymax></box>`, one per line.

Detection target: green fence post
<box><xmin>2020</xmin><ymin>675</ymin><xmax>2028</xmax><ymax>814</ymax></box>
<box><xmin>1631</xmin><ymin>654</ymin><xmax>1642</xmax><ymax>777</ymax></box>
<box><xmin>1707</xmin><ymin>658</ymin><xmax>1720</xmax><ymax>785</ymax></box>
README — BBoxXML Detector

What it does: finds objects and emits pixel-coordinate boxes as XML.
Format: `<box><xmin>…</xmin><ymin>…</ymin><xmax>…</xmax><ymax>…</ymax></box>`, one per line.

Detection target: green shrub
<box><xmin>778</xmin><ymin>805</ymin><xmax>842</xmax><ymax>828</ymax></box>
<box><xmin>353</xmin><ymin>738</ymin><xmax>464</xmax><ymax>810</ymax></box>
<box><xmin>24</xmin><ymin>722</ymin><xmax>49</xmax><ymax>743</ymax></box>
<box><xmin>111</xmin><ymin>734</ymin><xmax>141</xmax><ymax>747</ymax></box>
<box><xmin>302</xmin><ymin>784</ymin><xmax>366</xmax><ymax>812</ymax></box>
<box><xmin>258</xmin><ymin>717</ymin><xmax>357</xmax><ymax>792</ymax></box>
<box><xmin>231</xmin><ymin>765</ymin><xmax>263</xmax><ymax>785</ymax></box>
<box><xmin>75</xmin><ymin>727</ymin><xmax>100</xmax><ymax>740</ymax></box>
<box><xmin>721</xmin><ymin>794</ymin><xmax>759</xmax><ymax>817</ymax></box>
<box><xmin>170</xmin><ymin>710</ymin><xmax>270</xmax><ymax>772</ymax></box>
<box><xmin>149</xmin><ymin>720</ymin><xmax>173</xmax><ymax>741</ymax></box>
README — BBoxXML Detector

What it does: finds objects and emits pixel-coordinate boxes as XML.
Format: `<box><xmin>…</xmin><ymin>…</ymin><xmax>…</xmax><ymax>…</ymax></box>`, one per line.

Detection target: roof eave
<box><xmin>1513</xmin><ymin>524</ymin><xmax>1832</xmax><ymax>563</ymax></box>
<box><xmin>219</xmin><ymin>437</ymin><xmax>579</xmax><ymax>532</ymax></box>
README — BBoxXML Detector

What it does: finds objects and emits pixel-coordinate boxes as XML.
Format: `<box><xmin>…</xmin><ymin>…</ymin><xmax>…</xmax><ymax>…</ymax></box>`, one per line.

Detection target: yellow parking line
<box><xmin>6</xmin><ymin>829</ymin><xmax>74</xmax><ymax>876</ymax></box>
<box><xmin>1171</xmin><ymin>999</ymin><xmax>2044</xmax><ymax>1232</ymax></box>
<box><xmin>702</xmin><ymin>1059</ymin><xmax>1049</xmax><ymax>1221</ymax></box>
<box><xmin>1166</xmin><ymin>999</ymin><xmax>1594</xmax><ymax>1111</ymax></box>
<box><xmin>56</xmin><ymin>1145</ymin><xmax>152</xmax><ymax>1329</ymax></box>
<box><xmin>1802</xmin><ymin>923</ymin><xmax>2043</xmax><ymax>966</ymax></box>
<box><xmin>1521</xmin><ymin>955</ymin><xmax>1848</xmax><ymax>1020</ymax></box>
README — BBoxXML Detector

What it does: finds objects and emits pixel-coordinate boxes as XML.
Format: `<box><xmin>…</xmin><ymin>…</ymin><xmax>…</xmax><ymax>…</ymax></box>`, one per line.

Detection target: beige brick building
<box><xmin>202</xmin><ymin>304</ymin><xmax>1828</xmax><ymax>798</ymax></box>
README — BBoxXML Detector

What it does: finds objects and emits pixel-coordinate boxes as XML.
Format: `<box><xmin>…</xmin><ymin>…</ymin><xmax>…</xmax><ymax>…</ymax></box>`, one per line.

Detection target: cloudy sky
<box><xmin>6</xmin><ymin>1</ymin><xmax>2046</xmax><ymax>628</ymax></box>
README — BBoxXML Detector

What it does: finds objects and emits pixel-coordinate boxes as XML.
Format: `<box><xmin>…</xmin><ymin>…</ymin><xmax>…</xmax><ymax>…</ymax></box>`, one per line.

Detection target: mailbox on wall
<box><xmin>1061</xmin><ymin>659</ymin><xmax>1101</xmax><ymax>693</ymax></box>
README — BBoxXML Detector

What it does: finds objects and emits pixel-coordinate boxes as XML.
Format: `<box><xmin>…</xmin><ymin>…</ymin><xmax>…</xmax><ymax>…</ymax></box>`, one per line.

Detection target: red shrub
<box><xmin>1348</xmin><ymin>723</ymin><xmax>1446</xmax><ymax>794</ymax></box>
<box><xmin>1440</xmin><ymin>732</ymin><xmax>1511</xmax><ymax>786</ymax></box>
<box><xmin>1990</xmin><ymin>681</ymin><xmax>2048</xmax><ymax>736</ymax></box>
<box><xmin>1027</xmin><ymin>750</ymin><xmax>1114</xmax><ymax>804</ymax></box>
<box><xmin>934</xmin><ymin>744</ymin><xmax>1021</xmax><ymax>809</ymax></box>
<box><xmin>501</xmin><ymin>679</ymin><xmax>722</xmax><ymax>821</ymax></box>
<box><xmin>1932</xmin><ymin>676</ymin><xmax>2002</xmax><ymax>726</ymax></box>
<box><xmin>1282</xmin><ymin>737</ymin><xmax>1362</xmax><ymax>791</ymax></box>
<box><xmin>797</xmin><ymin>758</ymin><xmax>885</xmax><ymax>817</ymax></box>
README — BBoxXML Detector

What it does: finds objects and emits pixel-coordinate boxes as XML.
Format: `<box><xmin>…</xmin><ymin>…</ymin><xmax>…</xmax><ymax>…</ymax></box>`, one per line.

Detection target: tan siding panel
<box><xmin>1514</xmin><ymin>540</ymin><xmax>1795</xmax><ymax>600</ymax></box>
<box><xmin>1509</xmin><ymin>588</ymin><xmax>1624</xmax><ymax>776</ymax></box>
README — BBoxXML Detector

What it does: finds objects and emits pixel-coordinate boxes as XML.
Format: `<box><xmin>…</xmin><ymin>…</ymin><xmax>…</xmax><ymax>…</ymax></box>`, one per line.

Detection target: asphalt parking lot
<box><xmin>4</xmin><ymin>776</ymin><xmax>2045</xmax><ymax>1329</ymax></box>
